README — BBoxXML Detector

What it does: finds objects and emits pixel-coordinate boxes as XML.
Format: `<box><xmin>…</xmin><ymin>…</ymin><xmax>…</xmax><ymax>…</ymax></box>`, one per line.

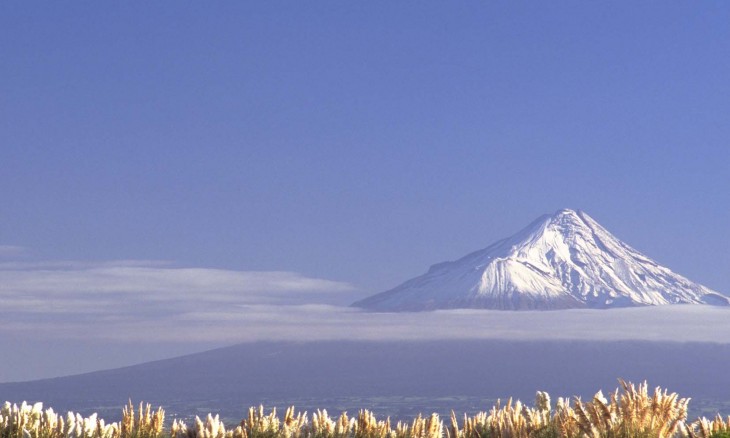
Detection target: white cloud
<box><xmin>2</xmin><ymin>256</ymin><xmax>730</xmax><ymax>355</ymax></box>
<box><xmin>0</xmin><ymin>264</ymin><xmax>350</xmax><ymax>296</ymax></box>
<box><xmin>0</xmin><ymin>259</ymin><xmax>355</xmax><ymax>325</ymax></box>
<box><xmin>6</xmin><ymin>299</ymin><xmax>730</xmax><ymax>345</ymax></box>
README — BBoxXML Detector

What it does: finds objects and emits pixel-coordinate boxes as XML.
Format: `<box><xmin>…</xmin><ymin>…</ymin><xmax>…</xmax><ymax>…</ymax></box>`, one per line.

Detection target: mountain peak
<box><xmin>353</xmin><ymin>210</ymin><xmax>729</xmax><ymax>311</ymax></box>
<box><xmin>517</xmin><ymin>208</ymin><xmax>590</xmax><ymax>238</ymax></box>
<box><xmin>545</xmin><ymin>208</ymin><xmax>591</xmax><ymax>229</ymax></box>
<box><xmin>555</xmin><ymin>207</ymin><xmax>581</xmax><ymax>216</ymax></box>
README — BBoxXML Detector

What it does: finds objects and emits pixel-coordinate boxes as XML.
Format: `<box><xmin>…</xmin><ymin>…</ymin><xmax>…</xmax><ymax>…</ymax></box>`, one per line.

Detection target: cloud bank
<box><xmin>2</xmin><ymin>255</ymin><xmax>730</xmax><ymax>382</ymax></box>
<box><xmin>1</xmin><ymin>257</ymin><xmax>728</xmax><ymax>345</ymax></box>
<box><xmin>0</xmin><ymin>259</ymin><xmax>354</xmax><ymax>328</ymax></box>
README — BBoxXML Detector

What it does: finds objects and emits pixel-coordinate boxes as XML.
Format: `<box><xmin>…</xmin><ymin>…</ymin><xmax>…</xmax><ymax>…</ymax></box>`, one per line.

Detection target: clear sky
<box><xmin>1</xmin><ymin>2</ymin><xmax>730</xmax><ymax>381</ymax></box>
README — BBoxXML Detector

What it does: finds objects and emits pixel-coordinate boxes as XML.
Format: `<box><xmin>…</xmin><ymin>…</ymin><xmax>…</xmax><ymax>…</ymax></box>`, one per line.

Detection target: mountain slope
<box><xmin>353</xmin><ymin>209</ymin><xmax>728</xmax><ymax>311</ymax></box>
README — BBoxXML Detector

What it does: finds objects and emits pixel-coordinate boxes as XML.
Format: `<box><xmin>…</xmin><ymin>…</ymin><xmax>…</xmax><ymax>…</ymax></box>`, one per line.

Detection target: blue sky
<box><xmin>1</xmin><ymin>3</ymin><xmax>730</xmax><ymax>381</ymax></box>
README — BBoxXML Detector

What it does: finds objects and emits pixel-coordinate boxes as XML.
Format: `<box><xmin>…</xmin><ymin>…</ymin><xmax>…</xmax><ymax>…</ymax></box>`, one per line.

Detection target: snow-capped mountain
<box><xmin>353</xmin><ymin>209</ymin><xmax>729</xmax><ymax>311</ymax></box>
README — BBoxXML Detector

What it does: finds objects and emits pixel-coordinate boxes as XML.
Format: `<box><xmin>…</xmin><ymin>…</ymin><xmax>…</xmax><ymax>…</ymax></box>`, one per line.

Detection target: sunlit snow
<box><xmin>353</xmin><ymin>209</ymin><xmax>729</xmax><ymax>311</ymax></box>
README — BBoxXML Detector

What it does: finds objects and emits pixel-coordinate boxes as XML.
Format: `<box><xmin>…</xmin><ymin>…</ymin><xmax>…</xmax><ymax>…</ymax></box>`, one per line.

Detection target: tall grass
<box><xmin>2</xmin><ymin>380</ymin><xmax>728</xmax><ymax>438</ymax></box>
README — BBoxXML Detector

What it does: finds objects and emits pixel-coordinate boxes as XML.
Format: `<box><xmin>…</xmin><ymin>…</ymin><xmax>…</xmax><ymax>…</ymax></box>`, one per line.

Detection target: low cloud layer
<box><xmin>0</xmin><ymin>259</ymin><xmax>355</xmax><ymax>327</ymax></box>
<box><xmin>2</xmin><ymin>255</ymin><xmax>729</xmax><ymax>381</ymax></box>
<box><xmin>2</xmin><ymin>257</ymin><xmax>728</xmax><ymax>344</ymax></box>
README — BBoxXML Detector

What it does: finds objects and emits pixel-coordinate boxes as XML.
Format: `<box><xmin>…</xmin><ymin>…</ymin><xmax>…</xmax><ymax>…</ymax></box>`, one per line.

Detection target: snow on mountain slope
<box><xmin>353</xmin><ymin>209</ymin><xmax>729</xmax><ymax>311</ymax></box>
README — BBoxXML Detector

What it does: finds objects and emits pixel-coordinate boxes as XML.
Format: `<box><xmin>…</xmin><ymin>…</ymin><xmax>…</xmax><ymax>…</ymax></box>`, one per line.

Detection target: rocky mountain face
<box><xmin>353</xmin><ymin>209</ymin><xmax>728</xmax><ymax>311</ymax></box>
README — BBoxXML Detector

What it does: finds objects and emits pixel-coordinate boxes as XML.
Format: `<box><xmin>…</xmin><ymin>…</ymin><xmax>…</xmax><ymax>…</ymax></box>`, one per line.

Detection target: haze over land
<box><xmin>4</xmin><ymin>340</ymin><xmax>730</xmax><ymax>422</ymax></box>
<box><xmin>1</xmin><ymin>2</ymin><xmax>730</xmax><ymax>386</ymax></box>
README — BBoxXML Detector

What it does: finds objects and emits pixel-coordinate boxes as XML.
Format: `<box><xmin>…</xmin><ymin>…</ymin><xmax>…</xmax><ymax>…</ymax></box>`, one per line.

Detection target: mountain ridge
<box><xmin>353</xmin><ymin>209</ymin><xmax>728</xmax><ymax>311</ymax></box>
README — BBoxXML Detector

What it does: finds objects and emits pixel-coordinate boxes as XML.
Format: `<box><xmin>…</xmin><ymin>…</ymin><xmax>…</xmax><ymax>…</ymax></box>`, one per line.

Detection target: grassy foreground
<box><xmin>2</xmin><ymin>381</ymin><xmax>730</xmax><ymax>438</ymax></box>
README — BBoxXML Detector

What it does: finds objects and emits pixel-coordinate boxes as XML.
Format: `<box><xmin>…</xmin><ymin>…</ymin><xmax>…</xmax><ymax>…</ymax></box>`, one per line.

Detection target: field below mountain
<box><xmin>2</xmin><ymin>340</ymin><xmax>730</xmax><ymax>422</ymax></box>
<box><xmin>3</xmin><ymin>379</ymin><xmax>730</xmax><ymax>438</ymax></box>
